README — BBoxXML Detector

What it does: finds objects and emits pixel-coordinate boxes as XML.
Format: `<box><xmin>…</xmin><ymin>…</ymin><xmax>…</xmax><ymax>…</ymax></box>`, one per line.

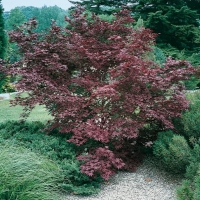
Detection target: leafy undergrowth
<box><xmin>0</xmin><ymin>121</ymin><xmax>102</xmax><ymax>196</ymax></box>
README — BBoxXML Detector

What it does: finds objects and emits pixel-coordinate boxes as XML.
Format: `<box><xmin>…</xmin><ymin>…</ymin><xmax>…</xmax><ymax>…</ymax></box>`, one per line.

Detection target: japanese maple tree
<box><xmin>1</xmin><ymin>7</ymin><xmax>196</xmax><ymax>180</ymax></box>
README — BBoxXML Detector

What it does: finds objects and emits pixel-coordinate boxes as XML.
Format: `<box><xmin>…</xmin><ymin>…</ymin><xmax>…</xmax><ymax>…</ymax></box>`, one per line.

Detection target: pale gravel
<box><xmin>62</xmin><ymin>156</ymin><xmax>184</xmax><ymax>200</ymax></box>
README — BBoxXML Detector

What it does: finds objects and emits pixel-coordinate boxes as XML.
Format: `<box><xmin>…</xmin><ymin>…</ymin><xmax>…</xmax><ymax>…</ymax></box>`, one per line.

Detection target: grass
<box><xmin>0</xmin><ymin>93</ymin><xmax>52</xmax><ymax>123</ymax></box>
<box><xmin>0</xmin><ymin>143</ymin><xmax>63</xmax><ymax>200</ymax></box>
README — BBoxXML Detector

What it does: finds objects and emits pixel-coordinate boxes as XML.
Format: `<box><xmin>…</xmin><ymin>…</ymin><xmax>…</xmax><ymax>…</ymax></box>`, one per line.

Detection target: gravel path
<box><xmin>63</xmin><ymin>156</ymin><xmax>183</xmax><ymax>200</ymax></box>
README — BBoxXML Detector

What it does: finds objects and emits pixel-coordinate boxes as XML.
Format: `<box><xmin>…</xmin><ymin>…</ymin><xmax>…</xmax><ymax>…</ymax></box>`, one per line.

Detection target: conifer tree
<box><xmin>0</xmin><ymin>0</ymin><xmax>7</xmax><ymax>59</ymax></box>
<box><xmin>0</xmin><ymin>0</ymin><xmax>8</xmax><ymax>93</ymax></box>
<box><xmin>69</xmin><ymin>0</ymin><xmax>132</xmax><ymax>14</ymax></box>
<box><xmin>131</xmin><ymin>0</ymin><xmax>200</xmax><ymax>51</ymax></box>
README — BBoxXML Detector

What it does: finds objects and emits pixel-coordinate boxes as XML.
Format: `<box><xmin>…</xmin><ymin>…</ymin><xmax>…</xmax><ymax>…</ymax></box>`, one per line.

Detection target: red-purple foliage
<box><xmin>1</xmin><ymin>8</ymin><xmax>196</xmax><ymax>180</ymax></box>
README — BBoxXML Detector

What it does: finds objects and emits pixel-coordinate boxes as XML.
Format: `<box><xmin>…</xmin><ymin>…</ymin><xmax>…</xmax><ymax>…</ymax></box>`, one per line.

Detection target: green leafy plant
<box><xmin>185</xmin><ymin>141</ymin><xmax>200</xmax><ymax>180</ymax></box>
<box><xmin>153</xmin><ymin>46</ymin><xmax>166</xmax><ymax>66</ymax></box>
<box><xmin>153</xmin><ymin>92</ymin><xmax>200</xmax><ymax>199</ymax></box>
<box><xmin>177</xmin><ymin>173</ymin><xmax>200</xmax><ymax>200</ymax></box>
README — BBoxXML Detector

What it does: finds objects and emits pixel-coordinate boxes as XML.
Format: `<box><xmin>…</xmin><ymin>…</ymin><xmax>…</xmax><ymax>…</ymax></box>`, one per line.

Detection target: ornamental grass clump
<box><xmin>0</xmin><ymin>144</ymin><xmax>63</xmax><ymax>200</ymax></box>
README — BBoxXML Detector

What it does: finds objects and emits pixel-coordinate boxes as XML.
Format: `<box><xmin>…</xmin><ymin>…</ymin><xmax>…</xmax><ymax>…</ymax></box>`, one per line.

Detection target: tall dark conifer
<box><xmin>0</xmin><ymin>0</ymin><xmax>8</xmax><ymax>94</ymax></box>
<box><xmin>0</xmin><ymin>0</ymin><xmax>6</xmax><ymax>59</ymax></box>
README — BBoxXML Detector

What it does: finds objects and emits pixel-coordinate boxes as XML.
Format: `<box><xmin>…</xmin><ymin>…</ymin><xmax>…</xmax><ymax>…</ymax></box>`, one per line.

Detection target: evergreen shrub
<box><xmin>177</xmin><ymin>179</ymin><xmax>194</xmax><ymax>200</ymax></box>
<box><xmin>181</xmin><ymin>92</ymin><xmax>200</xmax><ymax>143</ymax></box>
<box><xmin>185</xmin><ymin>141</ymin><xmax>200</xmax><ymax>179</ymax></box>
<box><xmin>177</xmin><ymin>174</ymin><xmax>200</xmax><ymax>200</ymax></box>
<box><xmin>153</xmin><ymin>47</ymin><xmax>166</xmax><ymax>66</ymax></box>
<box><xmin>153</xmin><ymin>130</ymin><xmax>191</xmax><ymax>174</ymax></box>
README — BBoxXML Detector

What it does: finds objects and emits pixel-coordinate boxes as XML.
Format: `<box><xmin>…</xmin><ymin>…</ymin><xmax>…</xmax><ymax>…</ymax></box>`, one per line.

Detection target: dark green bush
<box><xmin>185</xmin><ymin>141</ymin><xmax>200</xmax><ymax>180</ymax></box>
<box><xmin>177</xmin><ymin>157</ymin><xmax>200</xmax><ymax>200</ymax></box>
<box><xmin>177</xmin><ymin>180</ymin><xmax>194</xmax><ymax>200</ymax></box>
<box><xmin>153</xmin><ymin>130</ymin><xmax>191</xmax><ymax>174</ymax></box>
<box><xmin>193</xmin><ymin>176</ymin><xmax>200</xmax><ymax>200</ymax></box>
<box><xmin>153</xmin><ymin>131</ymin><xmax>200</xmax><ymax>200</ymax></box>
<box><xmin>153</xmin><ymin>46</ymin><xmax>166</xmax><ymax>67</ymax></box>
<box><xmin>173</xmin><ymin>92</ymin><xmax>200</xmax><ymax>146</ymax></box>
<box><xmin>177</xmin><ymin>174</ymin><xmax>200</xmax><ymax>200</ymax></box>
<box><xmin>181</xmin><ymin>92</ymin><xmax>200</xmax><ymax>144</ymax></box>
<box><xmin>0</xmin><ymin>121</ymin><xmax>102</xmax><ymax>195</ymax></box>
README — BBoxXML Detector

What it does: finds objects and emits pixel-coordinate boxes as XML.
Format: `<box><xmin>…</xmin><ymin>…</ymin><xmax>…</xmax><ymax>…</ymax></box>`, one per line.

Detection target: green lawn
<box><xmin>0</xmin><ymin>93</ymin><xmax>52</xmax><ymax>123</ymax></box>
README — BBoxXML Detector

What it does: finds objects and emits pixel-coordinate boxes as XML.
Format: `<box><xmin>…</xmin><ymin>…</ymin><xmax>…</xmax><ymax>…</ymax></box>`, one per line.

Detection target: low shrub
<box><xmin>180</xmin><ymin>92</ymin><xmax>200</xmax><ymax>144</ymax></box>
<box><xmin>193</xmin><ymin>175</ymin><xmax>200</xmax><ymax>200</ymax></box>
<box><xmin>177</xmin><ymin>179</ymin><xmax>194</xmax><ymax>200</ymax></box>
<box><xmin>0</xmin><ymin>143</ymin><xmax>62</xmax><ymax>200</ymax></box>
<box><xmin>185</xmin><ymin>141</ymin><xmax>200</xmax><ymax>180</ymax></box>
<box><xmin>153</xmin><ymin>130</ymin><xmax>191</xmax><ymax>174</ymax></box>
<box><xmin>0</xmin><ymin>121</ymin><xmax>102</xmax><ymax>195</ymax></box>
<box><xmin>177</xmin><ymin>141</ymin><xmax>200</xmax><ymax>199</ymax></box>
<box><xmin>177</xmin><ymin>174</ymin><xmax>200</xmax><ymax>200</ymax></box>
